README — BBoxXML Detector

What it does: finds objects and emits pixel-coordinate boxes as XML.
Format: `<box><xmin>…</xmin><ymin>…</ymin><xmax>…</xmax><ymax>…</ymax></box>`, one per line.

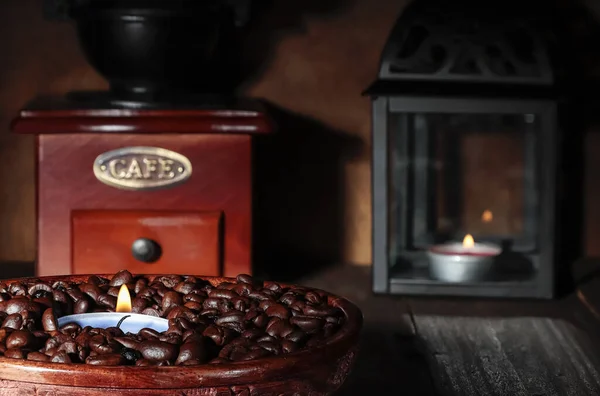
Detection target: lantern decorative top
<box><xmin>369</xmin><ymin>0</ymin><xmax>556</xmax><ymax>95</ymax></box>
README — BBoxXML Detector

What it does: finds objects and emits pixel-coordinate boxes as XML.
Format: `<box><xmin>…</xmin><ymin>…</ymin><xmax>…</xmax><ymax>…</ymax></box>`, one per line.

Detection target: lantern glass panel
<box><xmin>387</xmin><ymin>112</ymin><xmax>540</xmax><ymax>280</ymax></box>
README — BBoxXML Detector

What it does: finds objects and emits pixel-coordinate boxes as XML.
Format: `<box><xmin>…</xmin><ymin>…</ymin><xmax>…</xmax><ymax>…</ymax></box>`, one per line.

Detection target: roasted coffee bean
<box><xmin>2</xmin><ymin>313</ymin><xmax>22</xmax><ymax>330</ymax></box>
<box><xmin>253</xmin><ymin>313</ymin><xmax>269</xmax><ymax>329</ymax></box>
<box><xmin>45</xmin><ymin>334</ymin><xmax>71</xmax><ymax>350</ymax></box>
<box><xmin>9</xmin><ymin>283</ymin><xmax>27</xmax><ymax>296</ymax></box>
<box><xmin>28</xmin><ymin>283</ymin><xmax>53</xmax><ymax>297</ymax></box>
<box><xmin>60</xmin><ymin>322</ymin><xmax>81</xmax><ymax>335</ymax></box>
<box><xmin>255</xmin><ymin>334</ymin><xmax>277</xmax><ymax>343</ymax></box>
<box><xmin>27</xmin><ymin>351</ymin><xmax>50</xmax><ymax>362</ymax></box>
<box><xmin>303</xmin><ymin>305</ymin><xmax>340</xmax><ymax>318</ymax></box>
<box><xmin>257</xmin><ymin>340</ymin><xmax>281</xmax><ymax>355</ymax></box>
<box><xmin>208</xmin><ymin>289</ymin><xmax>237</xmax><ymax>300</ymax></box>
<box><xmin>107</xmin><ymin>287</ymin><xmax>121</xmax><ymax>298</ymax></box>
<box><xmin>0</xmin><ymin>298</ymin><xmax>42</xmax><ymax>316</ymax></box>
<box><xmin>109</xmin><ymin>270</ymin><xmax>133</xmax><ymax>287</ymax></box>
<box><xmin>241</xmin><ymin>328</ymin><xmax>264</xmax><ymax>340</ymax></box>
<box><xmin>203</xmin><ymin>325</ymin><xmax>235</xmax><ymax>346</ymax></box>
<box><xmin>281</xmin><ymin>339</ymin><xmax>300</xmax><ymax>354</ymax></box>
<box><xmin>264</xmin><ymin>282</ymin><xmax>282</xmax><ymax>293</ymax></box>
<box><xmin>247</xmin><ymin>291</ymin><xmax>271</xmax><ymax>302</ymax></box>
<box><xmin>134</xmin><ymin>279</ymin><xmax>148</xmax><ymax>294</ymax></box>
<box><xmin>58</xmin><ymin>340</ymin><xmax>79</xmax><ymax>354</ymax></box>
<box><xmin>51</xmin><ymin>351</ymin><xmax>72</xmax><ymax>364</ymax></box>
<box><xmin>216</xmin><ymin>282</ymin><xmax>237</xmax><ymax>290</ymax></box>
<box><xmin>162</xmin><ymin>291</ymin><xmax>183</xmax><ymax>312</ymax></box>
<box><xmin>141</xmin><ymin>308</ymin><xmax>161</xmax><ymax>317</ymax></box>
<box><xmin>6</xmin><ymin>330</ymin><xmax>37</xmax><ymax>349</ymax></box>
<box><xmin>121</xmin><ymin>347</ymin><xmax>141</xmax><ymax>363</ymax></box>
<box><xmin>231</xmin><ymin>297</ymin><xmax>247</xmax><ymax>312</ymax></box>
<box><xmin>41</xmin><ymin>308</ymin><xmax>57</xmax><ymax>332</ymax></box>
<box><xmin>289</xmin><ymin>315</ymin><xmax>324</xmax><ymax>334</ymax></box>
<box><xmin>66</xmin><ymin>288</ymin><xmax>85</xmax><ymax>303</ymax></box>
<box><xmin>183</xmin><ymin>294</ymin><xmax>204</xmax><ymax>305</ymax></box>
<box><xmin>215</xmin><ymin>312</ymin><xmax>245</xmax><ymax>327</ymax></box>
<box><xmin>139</xmin><ymin>328</ymin><xmax>160</xmax><ymax>340</ymax></box>
<box><xmin>159</xmin><ymin>333</ymin><xmax>181</xmax><ymax>345</ymax></box>
<box><xmin>105</xmin><ymin>327</ymin><xmax>124</xmax><ymax>337</ymax></box>
<box><xmin>97</xmin><ymin>294</ymin><xmax>116</xmax><ymax>310</ymax></box>
<box><xmin>74</xmin><ymin>298</ymin><xmax>89</xmax><ymax>314</ymax></box>
<box><xmin>304</xmin><ymin>291</ymin><xmax>322</xmax><ymax>305</ymax></box>
<box><xmin>156</xmin><ymin>275</ymin><xmax>182</xmax><ymax>289</ymax></box>
<box><xmin>175</xmin><ymin>341</ymin><xmax>206</xmax><ymax>365</ymax></box>
<box><xmin>137</xmin><ymin>288</ymin><xmax>155</xmax><ymax>299</ymax></box>
<box><xmin>114</xmin><ymin>337</ymin><xmax>141</xmax><ymax>349</ymax></box>
<box><xmin>183</xmin><ymin>301</ymin><xmax>203</xmax><ymax>312</ymax></box>
<box><xmin>79</xmin><ymin>284</ymin><xmax>102</xmax><ymax>302</ymax></box>
<box><xmin>0</xmin><ymin>293</ymin><xmax>11</xmax><ymax>302</ymax></box>
<box><xmin>232</xmin><ymin>284</ymin><xmax>252</xmax><ymax>297</ymax></box>
<box><xmin>284</xmin><ymin>330</ymin><xmax>308</xmax><ymax>344</ymax></box>
<box><xmin>174</xmin><ymin>282</ymin><xmax>195</xmax><ymax>295</ymax></box>
<box><xmin>265</xmin><ymin>304</ymin><xmax>291</xmax><ymax>320</ymax></box>
<box><xmin>87</xmin><ymin>275</ymin><xmax>107</xmax><ymax>286</ymax></box>
<box><xmin>86</xmin><ymin>353</ymin><xmax>125</xmax><ymax>366</ymax></box>
<box><xmin>199</xmin><ymin>308</ymin><xmax>219</xmax><ymax>318</ymax></box>
<box><xmin>131</xmin><ymin>297</ymin><xmax>150</xmax><ymax>313</ymax></box>
<box><xmin>89</xmin><ymin>335</ymin><xmax>120</xmax><ymax>354</ymax></box>
<box><xmin>5</xmin><ymin>348</ymin><xmax>24</xmax><ymax>359</ymax></box>
<box><xmin>135</xmin><ymin>358</ymin><xmax>152</xmax><ymax>366</ymax></box>
<box><xmin>138</xmin><ymin>340</ymin><xmax>178</xmax><ymax>362</ymax></box>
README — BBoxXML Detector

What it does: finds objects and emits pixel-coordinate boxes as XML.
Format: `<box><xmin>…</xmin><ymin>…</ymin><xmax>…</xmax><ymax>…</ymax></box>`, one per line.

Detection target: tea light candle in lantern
<box><xmin>427</xmin><ymin>234</ymin><xmax>502</xmax><ymax>282</ymax></box>
<box><xmin>57</xmin><ymin>284</ymin><xmax>169</xmax><ymax>333</ymax></box>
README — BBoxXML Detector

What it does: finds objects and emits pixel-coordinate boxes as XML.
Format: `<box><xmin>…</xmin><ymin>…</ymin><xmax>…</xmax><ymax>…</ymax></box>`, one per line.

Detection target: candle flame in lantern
<box><xmin>116</xmin><ymin>284</ymin><xmax>132</xmax><ymax>313</ymax></box>
<box><xmin>463</xmin><ymin>234</ymin><xmax>475</xmax><ymax>248</ymax></box>
<box><xmin>482</xmin><ymin>210</ymin><xmax>493</xmax><ymax>223</ymax></box>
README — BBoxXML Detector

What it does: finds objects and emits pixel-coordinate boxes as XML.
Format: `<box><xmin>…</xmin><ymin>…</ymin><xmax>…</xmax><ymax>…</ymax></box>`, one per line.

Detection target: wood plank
<box><xmin>298</xmin><ymin>264</ymin><xmax>438</xmax><ymax>395</ymax></box>
<box><xmin>413</xmin><ymin>316</ymin><xmax>600</xmax><ymax>396</ymax></box>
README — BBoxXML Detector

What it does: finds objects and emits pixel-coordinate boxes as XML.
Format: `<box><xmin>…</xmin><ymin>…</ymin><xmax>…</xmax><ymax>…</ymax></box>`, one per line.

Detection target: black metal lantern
<box><xmin>368</xmin><ymin>0</ymin><xmax>575</xmax><ymax>298</ymax></box>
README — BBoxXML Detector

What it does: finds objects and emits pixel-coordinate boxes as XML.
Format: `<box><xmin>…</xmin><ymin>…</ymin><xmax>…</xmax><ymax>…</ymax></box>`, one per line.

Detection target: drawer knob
<box><xmin>131</xmin><ymin>238</ymin><xmax>162</xmax><ymax>263</ymax></box>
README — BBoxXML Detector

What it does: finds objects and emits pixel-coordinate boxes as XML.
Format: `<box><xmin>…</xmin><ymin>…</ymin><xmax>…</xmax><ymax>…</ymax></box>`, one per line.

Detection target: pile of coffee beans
<box><xmin>0</xmin><ymin>271</ymin><xmax>345</xmax><ymax>366</ymax></box>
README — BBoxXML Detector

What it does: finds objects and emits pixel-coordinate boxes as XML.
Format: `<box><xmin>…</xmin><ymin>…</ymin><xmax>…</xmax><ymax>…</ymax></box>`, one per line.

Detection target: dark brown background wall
<box><xmin>1</xmin><ymin>0</ymin><xmax>599</xmax><ymax>269</ymax></box>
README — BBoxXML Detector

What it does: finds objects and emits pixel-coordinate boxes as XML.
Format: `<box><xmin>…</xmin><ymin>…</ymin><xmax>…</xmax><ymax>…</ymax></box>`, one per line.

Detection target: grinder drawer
<box><xmin>72</xmin><ymin>210</ymin><xmax>222</xmax><ymax>276</ymax></box>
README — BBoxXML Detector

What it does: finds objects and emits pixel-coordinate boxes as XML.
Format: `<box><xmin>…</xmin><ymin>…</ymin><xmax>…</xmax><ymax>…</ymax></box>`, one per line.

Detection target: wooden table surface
<box><xmin>4</xmin><ymin>260</ymin><xmax>600</xmax><ymax>396</ymax></box>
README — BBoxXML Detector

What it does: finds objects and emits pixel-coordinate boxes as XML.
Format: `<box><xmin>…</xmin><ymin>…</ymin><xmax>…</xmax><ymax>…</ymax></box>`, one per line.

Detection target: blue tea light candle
<box><xmin>56</xmin><ymin>284</ymin><xmax>168</xmax><ymax>334</ymax></box>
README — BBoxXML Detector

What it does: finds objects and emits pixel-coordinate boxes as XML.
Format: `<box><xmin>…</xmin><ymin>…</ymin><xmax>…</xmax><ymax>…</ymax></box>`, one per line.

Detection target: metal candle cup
<box><xmin>56</xmin><ymin>284</ymin><xmax>168</xmax><ymax>333</ymax></box>
<box><xmin>427</xmin><ymin>234</ymin><xmax>502</xmax><ymax>282</ymax></box>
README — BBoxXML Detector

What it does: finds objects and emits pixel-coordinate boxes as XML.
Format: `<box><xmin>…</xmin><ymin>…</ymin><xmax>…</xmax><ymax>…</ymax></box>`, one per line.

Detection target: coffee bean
<box><xmin>303</xmin><ymin>305</ymin><xmax>340</xmax><ymax>318</ymax></box>
<box><xmin>121</xmin><ymin>347</ymin><xmax>141</xmax><ymax>363</ymax></box>
<box><xmin>60</xmin><ymin>322</ymin><xmax>81</xmax><ymax>335</ymax></box>
<box><xmin>203</xmin><ymin>325</ymin><xmax>235</xmax><ymax>346</ymax></box>
<box><xmin>208</xmin><ymin>289</ymin><xmax>237</xmax><ymax>300</ymax></box>
<box><xmin>241</xmin><ymin>328</ymin><xmax>263</xmax><ymax>340</ymax></box>
<box><xmin>255</xmin><ymin>334</ymin><xmax>277</xmax><ymax>343</ymax></box>
<box><xmin>28</xmin><ymin>283</ymin><xmax>53</xmax><ymax>297</ymax></box>
<box><xmin>159</xmin><ymin>333</ymin><xmax>181</xmax><ymax>345</ymax></box>
<box><xmin>184</xmin><ymin>293</ymin><xmax>204</xmax><ymax>304</ymax></box>
<box><xmin>174</xmin><ymin>282</ymin><xmax>195</xmax><ymax>295</ymax></box>
<box><xmin>41</xmin><ymin>308</ymin><xmax>57</xmax><ymax>332</ymax></box>
<box><xmin>141</xmin><ymin>308</ymin><xmax>161</xmax><ymax>317</ymax></box>
<box><xmin>2</xmin><ymin>313</ymin><xmax>22</xmax><ymax>330</ymax></box>
<box><xmin>66</xmin><ymin>288</ymin><xmax>85</xmax><ymax>303</ymax></box>
<box><xmin>97</xmin><ymin>294</ymin><xmax>116</xmax><ymax>310</ymax></box>
<box><xmin>58</xmin><ymin>340</ymin><xmax>79</xmax><ymax>355</ymax></box>
<box><xmin>284</xmin><ymin>330</ymin><xmax>308</xmax><ymax>344</ymax></box>
<box><xmin>27</xmin><ymin>351</ymin><xmax>50</xmax><ymax>362</ymax></box>
<box><xmin>9</xmin><ymin>283</ymin><xmax>27</xmax><ymax>296</ymax></box>
<box><xmin>134</xmin><ymin>279</ymin><xmax>148</xmax><ymax>294</ymax></box>
<box><xmin>265</xmin><ymin>304</ymin><xmax>291</xmax><ymax>320</ymax></box>
<box><xmin>5</xmin><ymin>348</ymin><xmax>24</xmax><ymax>359</ymax></box>
<box><xmin>109</xmin><ymin>270</ymin><xmax>133</xmax><ymax>287</ymax></box>
<box><xmin>264</xmin><ymin>282</ymin><xmax>282</xmax><ymax>293</ymax></box>
<box><xmin>138</xmin><ymin>340</ymin><xmax>178</xmax><ymax>362</ymax></box>
<box><xmin>89</xmin><ymin>335</ymin><xmax>120</xmax><ymax>354</ymax></box>
<box><xmin>216</xmin><ymin>282</ymin><xmax>237</xmax><ymax>290</ymax></box>
<box><xmin>289</xmin><ymin>315</ymin><xmax>324</xmax><ymax>334</ymax></box>
<box><xmin>131</xmin><ymin>297</ymin><xmax>150</xmax><ymax>313</ymax></box>
<box><xmin>6</xmin><ymin>330</ymin><xmax>36</xmax><ymax>349</ymax></box>
<box><xmin>139</xmin><ymin>328</ymin><xmax>160</xmax><ymax>340</ymax></box>
<box><xmin>51</xmin><ymin>350</ymin><xmax>72</xmax><ymax>364</ymax></box>
<box><xmin>87</xmin><ymin>275</ymin><xmax>107</xmax><ymax>286</ymax></box>
<box><xmin>183</xmin><ymin>301</ymin><xmax>203</xmax><ymax>312</ymax></box>
<box><xmin>257</xmin><ymin>340</ymin><xmax>281</xmax><ymax>355</ymax></box>
<box><xmin>74</xmin><ymin>298</ymin><xmax>90</xmax><ymax>314</ymax></box>
<box><xmin>114</xmin><ymin>337</ymin><xmax>141</xmax><ymax>349</ymax></box>
<box><xmin>135</xmin><ymin>358</ymin><xmax>152</xmax><ymax>366</ymax></box>
<box><xmin>79</xmin><ymin>284</ymin><xmax>102</xmax><ymax>302</ymax></box>
<box><xmin>0</xmin><ymin>298</ymin><xmax>42</xmax><ymax>316</ymax></box>
<box><xmin>253</xmin><ymin>313</ymin><xmax>269</xmax><ymax>328</ymax></box>
<box><xmin>156</xmin><ymin>275</ymin><xmax>182</xmax><ymax>289</ymax></box>
<box><xmin>162</xmin><ymin>291</ymin><xmax>183</xmax><ymax>312</ymax></box>
<box><xmin>247</xmin><ymin>291</ymin><xmax>271</xmax><ymax>302</ymax></box>
<box><xmin>86</xmin><ymin>353</ymin><xmax>125</xmax><ymax>366</ymax></box>
<box><xmin>175</xmin><ymin>341</ymin><xmax>206</xmax><ymax>365</ymax></box>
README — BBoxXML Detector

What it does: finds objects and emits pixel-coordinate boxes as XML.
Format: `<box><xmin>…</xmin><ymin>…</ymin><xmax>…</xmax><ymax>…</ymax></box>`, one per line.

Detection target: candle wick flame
<box><xmin>116</xmin><ymin>315</ymin><xmax>131</xmax><ymax>330</ymax></box>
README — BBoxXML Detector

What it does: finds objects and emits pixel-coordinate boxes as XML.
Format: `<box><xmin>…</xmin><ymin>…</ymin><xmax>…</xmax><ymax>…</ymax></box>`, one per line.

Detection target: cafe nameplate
<box><xmin>93</xmin><ymin>147</ymin><xmax>193</xmax><ymax>191</ymax></box>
